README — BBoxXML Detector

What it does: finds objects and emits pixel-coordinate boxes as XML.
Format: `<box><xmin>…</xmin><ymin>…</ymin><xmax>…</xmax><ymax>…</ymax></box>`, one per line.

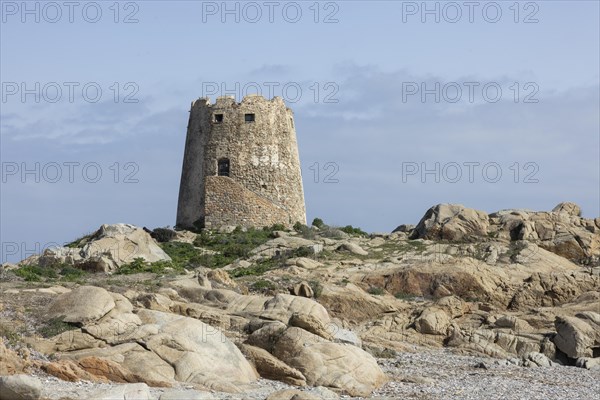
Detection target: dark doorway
<box><xmin>218</xmin><ymin>158</ymin><xmax>230</xmax><ymax>176</ymax></box>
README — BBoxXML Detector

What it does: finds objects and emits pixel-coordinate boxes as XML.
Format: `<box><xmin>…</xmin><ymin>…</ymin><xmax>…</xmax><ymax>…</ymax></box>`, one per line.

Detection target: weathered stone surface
<box><xmin>289</xmin><ymin>312</ymin><xmax>334</xmax><ymax>340</ymax></box>
<box><xmin>414</xmin><ymin>307</ymin><xmax>451</xmax><ymax>335</ymax></box>
<box><xmin>47</xmin><ymin>286</ymin><xmax>116</xmax><ymax>324</ymax></box>
<box><xmin>552</xmin><ymin>202</ymin><xmax>582</xmax><ymax>217</ymax></box>
<box><xmin>509</xmin><ymin>273</ymin><xmax>600</xmax><ymax>310</ymax></box>
<box><xmin>494</xmin><ymin>315</ymin><xmax>532</xmax><ymax>332</ymax></box>
<box><xmin>522</xmin><ymin>352</ymin><xmax>555</xmax><ymax>367</ymax></box>
<box><xmin>271</xmin><ymin>327</ymin><xmax>387</xmax><ymax>396</ymax></box>
<box><xmin>260</xmin><ymin>294</ymin><xmax>331</xmax><ymax>327</ymax></box>
<box><xmin>337</xmin><ymin>242</ymin><xmax>368</xmax><ymax>256</ymax></box>
<box><xmin>0</xmin><ymin>374</ymin><xmax>42</xmax><ymax>400</ymax></box>
<box><xmin>207</xmin><ymin>269</ymin><xmax>237</xmax><ymax>288</ymax></box>
<box><xmin>40</xmin><ymin>359</ymin><xmax>105</xmax><ymax>383</ymax></box>
<box><xmin>554</xmin><ymin>313</ymin><xmax>600</xmax><ymax>358</ymax></box>
<box><xmin>318</xmin><ymin>284</ymin><xmax>397</xmax><ymax>324</ymax></box>
<box><xmin>411</xmin><ymin>204</ymin><xmax>490</xmax><ymax>241</ymax></box>
<box><xmin>137</xmin><ymin>309</ymin><xmax>258</xmax><ymax>391</ymax></box>
<box><xmin>239</xmin><ymin>344</ymin><xmax>306</xmax><ymax>386</ymax></box>
<box><xmin>25</xmin><ymin>224</ymin><xmax>172</xmax><ymax>272</ymax></box>
<box><xmin>0</xmin><ymin>339</ymin><xmax>30</xmax><ymax>375</ymax></box>
<box><xmin>290</xmin><ymin>281</ymin><xmax>314</xmax><ymax>298</ymax></box>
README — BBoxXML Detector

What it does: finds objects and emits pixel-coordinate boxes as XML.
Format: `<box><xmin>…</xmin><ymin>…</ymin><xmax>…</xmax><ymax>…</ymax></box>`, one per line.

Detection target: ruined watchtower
<box><xmin>176</xmin><ymin>95</ymin><xmax>306</xmax><ymax>230</ymax></box>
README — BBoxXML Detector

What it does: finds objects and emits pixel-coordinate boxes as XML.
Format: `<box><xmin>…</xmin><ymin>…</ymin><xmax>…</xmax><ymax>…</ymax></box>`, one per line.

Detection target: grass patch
<box><xmin>229</xmin><ymin>256</ymin><xmax>286</xmax><ymax>278</ymax></box>
<box><xmin>251</xmin><ymin>279</ymin><xmax>276</xmax><ymax>291</ymax></box>
<box><xmin>0</xmin><ymin>324</ymin><xmax>21</xmax><ymax>345</ymax></box>
<box><xmin>64</xmin><ymin>233</ymin><xmax>94</xmax><ymax>248</ymax></box>
<box><xmin>160</xmin><ymin>242</ymin><xmax>207</xmax><ymax>269</ymax></box>
<box><xmin>193</xmin><ymin>226</ymin><xmax>278</xmax><ymax>268</ymax></box>
<box><xmin>14</xmin><ymin>265</ymin><xmax>58</xmax><ymax>282</ymax></box>
<box><xmin>194</xmin><ymin>226</ymin><xmax>274</xmax><ymax>255</ymax></box>
<box><xmin>368</xmin><ymin>287</ymin><xmax>385</xmax><ymax>296</ymax></box>
<box><xmin>339</xmin><ymin>225</ymin><xmax>368</xmax><ymax>236</ymax></box>
<box><xmin>394</xmin><ymin>291</ymin><xmax>419</xmax><ymax>301</ymax></box>
<box><xmin>38</xmin><ymin>317</ymin><xmax>77</xmax><ymax>338</ymax></box>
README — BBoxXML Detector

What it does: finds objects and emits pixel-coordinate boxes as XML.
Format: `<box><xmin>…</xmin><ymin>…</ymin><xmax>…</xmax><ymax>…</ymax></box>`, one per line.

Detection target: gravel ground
<box><xmin>34</xmin><ymin>347</ymin><xmax>600</xmax><ymax>399</ymax></box>
<box><xmin>373</xmin><ymin>348</ymin><xmax>600</xmax><ymax>400</ymax></box>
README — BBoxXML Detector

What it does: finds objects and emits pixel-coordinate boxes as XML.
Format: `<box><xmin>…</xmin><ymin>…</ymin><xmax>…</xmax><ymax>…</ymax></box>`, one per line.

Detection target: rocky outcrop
<box><xmin>414</xmin><ymin>307</ymin><xmax>451</xmax><ymax>335</ymax></box>
<box><xmin>410</xmin><ymin>204</ymin><xmax>490</xmax><ymax>241</ymax></box>
<box><xmin>409</xmin><ymin>202</ymin><xmax>599</xmax><ymax>263</ymax></box>
<box><xmin>47</xmin><ymin>286</ymin><xmax>115</xmax><ymax>324</ymax></box>
<box><xmin>553</xmin><ymin>312</ymin><xmax>600</xmax><ymax>359</ymax></box>
<box><xmin>239</xmin><ymin>344</ymin><xmax>307</xmax><ymax>386</ymax></box>
<box><xmin>250</xmin><ymin>326</ymin><xmax>386</xmax><ymax>396</ymax></box>
<box><xmin>0</xmin><ymin>340</ymin><xmax>31</xmax><ymax>375</ymax></box>
<box><xmin>20</xmin><ymin>224</ymin><xmax>171</xmax><ymax>273</ymax></box>
<box><xmin>39</xmin><ymin>287</ymin><xmax>258</xmax><ymax>392</ymax></box>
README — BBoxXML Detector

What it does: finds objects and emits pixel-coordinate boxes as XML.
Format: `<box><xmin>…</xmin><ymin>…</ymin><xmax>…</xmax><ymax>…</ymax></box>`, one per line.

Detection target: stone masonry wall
<box><xmin>204</xmin><ymin>176</ymin><xmax>291</xmax><ymax>228</ymax></box>
<box><xmin>177</xmin><ymin>95</ymin><xmax>306</xmax><ymax>229</ymax></box>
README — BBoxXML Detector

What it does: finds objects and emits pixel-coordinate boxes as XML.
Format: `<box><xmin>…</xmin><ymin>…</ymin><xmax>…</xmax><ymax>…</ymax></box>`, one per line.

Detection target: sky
<box><xmin>1</xmin><ymin>0</ymin><xmax>599</xmax><ymax>263</ymax></box>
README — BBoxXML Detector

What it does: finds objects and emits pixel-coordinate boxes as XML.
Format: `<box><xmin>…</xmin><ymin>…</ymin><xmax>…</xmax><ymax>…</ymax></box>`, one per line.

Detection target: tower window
<box><xmin>214</xmin><ymin>114</ymin><xmax>223</xmax><ymax>123</ymax></box>
<box><xmin>245</xmin><ymin>113</ymin><xmax>255</xmax><ymax>123</ymax></box>
<box><xmin>218</xmin><ymin>158</ymin><xmax>230</xmax><ymax>177</ymax></box>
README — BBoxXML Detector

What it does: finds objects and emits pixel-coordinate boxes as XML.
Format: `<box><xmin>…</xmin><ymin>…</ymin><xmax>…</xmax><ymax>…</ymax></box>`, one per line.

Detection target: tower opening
<box><xmin>245</xmin><ymin>113</ymin><xmax>255</xmax><ymax>122</ymax></box>
<box><xmin>214</xmin><ymin>114</ymin><xmax>224</xmax><ymax>123</ymax></box>
<box><xmin>218</xmin><ymin>158</ymin><xmax>230</xmax><ymax>177</ymax></box>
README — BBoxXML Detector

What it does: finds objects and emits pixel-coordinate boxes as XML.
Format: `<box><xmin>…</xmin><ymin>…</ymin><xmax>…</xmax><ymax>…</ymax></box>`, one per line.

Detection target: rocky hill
<box><xmin>1</xmin><ymin>202</ymin><xmax>598</xmax><ymax>400</ymax></box>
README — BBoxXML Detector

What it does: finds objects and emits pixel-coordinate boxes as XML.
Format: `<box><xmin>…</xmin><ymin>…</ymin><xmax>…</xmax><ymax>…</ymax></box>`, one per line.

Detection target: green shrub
<box><xmin>251</xmin><ymin>279</ymin><xmax>276</xmax><ymax>291</ymax></box>
<box><xmin>339</xmin><ymin>225</ymin><xmax>368</xmax><ymax>236</ymax></box>
<box><xmin>311</xmin><ymin>218</ymin><xmax>325</xmax><ymax>228</ymax></box>
<box><xmin>151</xmin><ymin>227</ymin><xmax>177</xmax><ymax>243</ymax></box>
<box><xmin>117</xmin><ymin>258</ymin><xmax>182</xmax><ymax>275</ymax></box>
<box><xmin>309</xmin><ymin>280</ymin><xmax>323</xmax><ymax>298</ymax></box>
<box><xmin>160</xmin><ymin>242</ymin><xmax>206</xmax><ymax>269</ymax></box>
<box><xmin>269</xmin><ymin>223</ymin><xmax>286</xmax><ymax>232</ymax></box>
<box><xmin>293</xmin><ymin>246</ymin><xmax>313</xmax><ymax>258</ymax></box>
<box><xmin>193</xmin><ymin>227</ymin><xmax>273</xmax><ymax>266</ymax></box>
<box><xmin>59</xmin><ymin>265</ymin><xmax>87</xmax><ymax>282</ymax></box>
<box><xmin>394</xmin><ymin>291</ymin><xmax>417</xmax><ymax>300</ymax></box>
<box><xmin>294</xmin><ymin>224</ymin><xmax>316</xmax><ymax>240</ymax></box>
<box><xmin>230</xmin><ymin>256</ymin><xmax>286</xmax><ymax>277</ymax></box>
<box><xmin>368</xmin><ymin>287</ymin><xmax>385</xmax><ymax>296</ymax></box>
<box><xmin>65</xmin><ymin>232</ymin><xmax>94</xmax><ymax>248</ymax></box>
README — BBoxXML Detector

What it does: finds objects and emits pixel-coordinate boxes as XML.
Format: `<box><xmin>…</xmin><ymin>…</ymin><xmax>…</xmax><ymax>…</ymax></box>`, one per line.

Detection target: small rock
<box><xmin>337</xmin><ymin>242</ymin><xmax>368</xmax><ymax>256</ymax></box>
<box><xmin>290</xmin><ymin>281</ymin><xmax>314</xmax><ymax>298</ymax></box>
<box><xmin>473</xmin><ymin>362</ymin><xmax>489</xmax><ymax>370</ymax></box>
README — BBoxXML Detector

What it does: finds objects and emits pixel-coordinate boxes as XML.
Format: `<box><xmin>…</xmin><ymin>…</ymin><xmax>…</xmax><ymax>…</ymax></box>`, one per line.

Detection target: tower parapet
<box><xmin>176</xmin><ymin>95</ymin><xmax>306</xmax><ymax>230</ymax></box>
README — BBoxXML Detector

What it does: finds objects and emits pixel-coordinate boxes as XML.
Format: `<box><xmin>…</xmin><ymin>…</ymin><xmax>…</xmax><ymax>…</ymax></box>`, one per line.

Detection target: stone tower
<box><xmin>176</xmin><ymin>94</ymin><xmax>306</xmax><ymax>230</ymax></box>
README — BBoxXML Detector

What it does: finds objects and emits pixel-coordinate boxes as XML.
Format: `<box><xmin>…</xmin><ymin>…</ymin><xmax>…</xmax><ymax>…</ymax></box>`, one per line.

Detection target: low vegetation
<box><xmin>14</xmin><ymin>263</ymin><xmax>88</xmax><ymax>283</ymax></box>
<box><xmin>191</xmin><ymin>225</ymin><xmax>293</xmax><ymax>269</ymax></box>
<box><xmin>38</xmin><ymin>317</ymin><xmax>77</xmax><ymax>338</ymax></box>
<box><xmin>116</xmin><ymin>258</ymin><xmax>183</xmax><ymax>275</ymax></box>
<box><xmin>368</xmin><ymin>287</ymin><xmax>385</xmax><ymax>296</ymax></box>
